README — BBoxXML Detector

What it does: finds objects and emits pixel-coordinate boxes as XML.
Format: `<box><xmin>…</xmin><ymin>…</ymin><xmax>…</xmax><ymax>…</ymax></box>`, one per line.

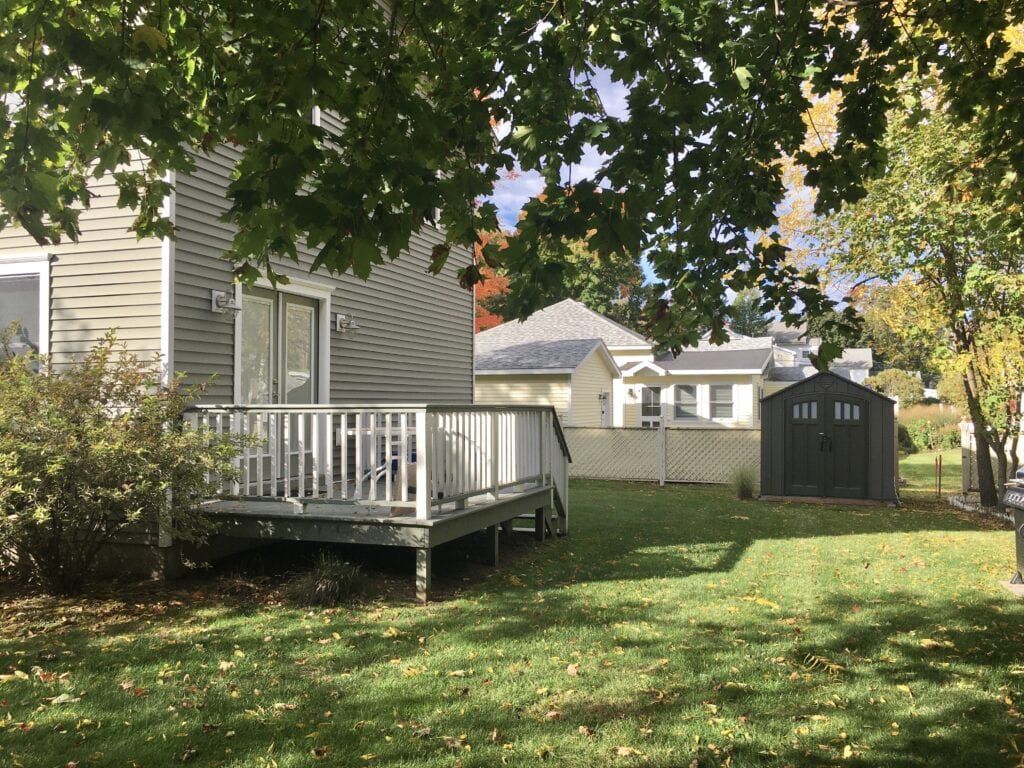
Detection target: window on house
<box><xmin>640</xmin><ymin>386</ymin><xmax>662</xmax><ymax>428</ymax></box>
<box><xmin>709</xmin><ymin>384</ymin><xmax>734</xmax><ymax>419</ymax></box>
<box><xmin>673</xmin><ymin>384</ymin><xmax>698</xmax><ymax>419</ymax></box>
<box><xmin>0</xmin><ymin>257</ymin><xmax>48</xmax><ymax>357</ymax></box>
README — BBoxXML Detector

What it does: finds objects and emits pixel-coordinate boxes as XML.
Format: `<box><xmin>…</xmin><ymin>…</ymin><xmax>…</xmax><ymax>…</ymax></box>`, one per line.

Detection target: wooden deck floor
<box><xmin>201</xmin><ymin>487</ymin><xmax>564</xmax><ymax>601</ymax></box>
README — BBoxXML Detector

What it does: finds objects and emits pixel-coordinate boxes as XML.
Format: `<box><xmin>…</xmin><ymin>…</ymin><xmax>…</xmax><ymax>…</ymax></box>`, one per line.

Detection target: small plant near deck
<box><xmin>729</xmin><ymin>466</ymin><xmax>757</xmax><ymax>500</ymax></box>
<box><xmin>289</xmin><ymin>553</ymin><xmax>366</xmax><ymax>606</ymax></box>
<box><xmin>0</xmin><ymin>330</ymin><xmax>243</xmax><ymax>594</ymax></box>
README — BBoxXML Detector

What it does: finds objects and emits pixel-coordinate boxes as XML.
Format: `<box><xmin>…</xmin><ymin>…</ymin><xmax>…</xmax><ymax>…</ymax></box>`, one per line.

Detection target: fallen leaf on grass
<box><xmin>566</xmin><ymin>663</ymin><xmax>581</xmax><ymax>676</ymax></box>
<box><xmin>545</xmin><ymin>710</ymin><xmax>562</xmax><ymax>720</ymax></box>
<box><xmin>613</xmin><ymin>746</ymin><xmax>644</xmax><ymax>757</ymax></box>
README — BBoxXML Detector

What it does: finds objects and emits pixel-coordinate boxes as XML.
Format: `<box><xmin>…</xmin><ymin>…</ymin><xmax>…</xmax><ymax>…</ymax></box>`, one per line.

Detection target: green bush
<box><xmin>897</xmin><ymin>423</ymin><xmax>917</xmax><ymax>454</ymax></box>
<box><xmin>0</xmin><ymin>332</ymin><xmax>243</xmax><ymax>594</ymax></box>
<box><xmin>865</xmin><ymin>369</ymin><xmax>925</xmax><ymax>406</ymax></box>
<box><xmin>730</xmin><ymin>467</ymin><xmax>758</xmax><ymax>500</ymax></box>
<box><xmin>289</xmin><ymin>553</ymin><xmax>366</xmax><ymax>606</ymax></box>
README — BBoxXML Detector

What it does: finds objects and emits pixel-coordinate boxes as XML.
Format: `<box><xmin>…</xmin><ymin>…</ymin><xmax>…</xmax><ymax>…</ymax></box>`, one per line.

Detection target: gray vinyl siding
<box><xmin>172</xmin><ymin>145</ymin><xmax>474</xmax><ymax>404</ymax></box>
<box><xmin>0</xmin><ymin>157</ymin><xmax>163</xmax><ymax>366</ymax></box>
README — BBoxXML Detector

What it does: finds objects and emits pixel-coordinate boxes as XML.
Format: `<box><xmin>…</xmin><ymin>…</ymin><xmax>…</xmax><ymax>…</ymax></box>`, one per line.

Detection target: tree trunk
<box><xmin>962</xmin><ymin>370</ymin><xmax>1001</xmax><ymax>507</ymax></box>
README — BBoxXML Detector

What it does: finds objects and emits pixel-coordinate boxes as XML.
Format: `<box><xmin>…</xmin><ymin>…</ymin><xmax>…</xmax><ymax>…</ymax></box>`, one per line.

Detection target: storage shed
<box><xmin>760</xmin><ymin>371</ymin><xmax>899</xmax><ymax>502</ymax></box>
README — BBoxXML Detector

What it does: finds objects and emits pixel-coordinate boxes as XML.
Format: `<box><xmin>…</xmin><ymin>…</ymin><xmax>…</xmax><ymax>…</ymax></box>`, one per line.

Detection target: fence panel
<box><xmin>565</xmin><ymin>426</ymin><xmax>761</xmax><ymax>485</ymax></box>
<box><xmin>665</xmin><ymin>428</ymin><xmax>760</xmax><ymax>484</ymax></box>
<box><xmin>564</xmin><ymin>428</ymin><xmax>660</xmax><ymax>481</ymax></box>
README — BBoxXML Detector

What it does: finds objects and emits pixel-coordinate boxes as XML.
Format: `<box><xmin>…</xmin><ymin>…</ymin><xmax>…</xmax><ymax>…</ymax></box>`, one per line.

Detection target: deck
<box><xmin>186</xmin><ymin>404</ymin><xmax>571</xmax><ymax>600</ymax></box>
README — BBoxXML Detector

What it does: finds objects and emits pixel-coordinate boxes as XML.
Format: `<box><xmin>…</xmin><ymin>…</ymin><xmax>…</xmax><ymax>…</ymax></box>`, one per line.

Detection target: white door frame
<box><xmin>233</xmin><ymin>276</ymin><xmax>332</xmax><ymax>404</ymax></box>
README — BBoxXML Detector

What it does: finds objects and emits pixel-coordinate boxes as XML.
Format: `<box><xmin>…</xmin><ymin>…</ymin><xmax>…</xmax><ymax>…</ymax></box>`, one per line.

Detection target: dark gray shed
<box><xmin>760</xmin><ymin>371</ymin><xmax>899</xmax><ymax>502</ymax></box>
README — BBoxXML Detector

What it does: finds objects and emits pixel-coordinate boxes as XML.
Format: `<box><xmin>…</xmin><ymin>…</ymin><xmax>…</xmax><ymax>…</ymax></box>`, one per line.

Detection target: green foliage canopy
<box><xmin>726</xmin><ymin>288</ymin><xmax>772</xmax><ymax>337</ymax></box>
<box><xmin>3</xmin><ymin>2</ymin><xmax>1024</xmax><ymax>351</ymax></box>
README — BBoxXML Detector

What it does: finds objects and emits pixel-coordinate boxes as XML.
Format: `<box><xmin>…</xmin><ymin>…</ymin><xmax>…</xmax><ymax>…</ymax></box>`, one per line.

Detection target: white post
<box><xmin>415</xmin><ymin>410</ymin><xmax>432</xmax><ymax>520</ymax></box>
<box><xmin>490</xmin><ymin>411</ymin><xmax>500</xmax><ymax>498</ymax></box>
<box><xmin>658</xmin><ymin>403</ymin><xmax>667</xmax><ymax>486</ymax></box>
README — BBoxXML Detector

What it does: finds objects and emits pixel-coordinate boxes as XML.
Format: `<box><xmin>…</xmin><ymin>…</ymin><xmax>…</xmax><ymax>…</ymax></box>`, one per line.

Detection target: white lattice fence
<box><xmin>564</xmin><ymin>427</ymin><xmax>762</xmax><ymax>484</ymax></box>
<box><xmin>665</xmin><ymin>428</ymin><xmax>760</xmax><ymax>484</ymax></box>
<box><xmin>564</xmin><ymin>428</ymin><xmax>660</xmax><ymax>481</ymax></box>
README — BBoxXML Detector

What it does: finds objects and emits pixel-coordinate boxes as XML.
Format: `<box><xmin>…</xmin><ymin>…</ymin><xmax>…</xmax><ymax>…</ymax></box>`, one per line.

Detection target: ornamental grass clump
<box><xmin>0</xmin><ymin>330</ymin><xmax>244</xmax><ymax>594</ymax></box>
<box><xmin>289</xmin><ymin>553</ymin><xmax>366</xmax><ymax>606</ymax></box>
<box><xmin>730</xmin><ymin>466</ymin><xmax>758</xmax><ymax>501</ymax></box>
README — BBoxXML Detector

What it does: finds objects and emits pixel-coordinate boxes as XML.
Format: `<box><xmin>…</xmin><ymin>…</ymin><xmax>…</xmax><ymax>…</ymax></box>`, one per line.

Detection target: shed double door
<box><xmin>785</xmin><ymin>393</ymin><xmax>867</xmax><ymax>498</ymax></box>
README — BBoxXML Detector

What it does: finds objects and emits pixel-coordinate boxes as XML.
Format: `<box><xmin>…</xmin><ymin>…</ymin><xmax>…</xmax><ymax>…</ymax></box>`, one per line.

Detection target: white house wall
<box><xmin>474</xmin><ymin>374</ymin><xmax>571</xmax><ymax>424</ymax></box>
<box><xmin>568</xmin><ymin>348</ymin><xmax>617</xmax><ymax>427</ymax></box>
<box><xmin>618</xmin><ymin>373</ymin><xmax>761</xmax><ymax>428</ymax></box>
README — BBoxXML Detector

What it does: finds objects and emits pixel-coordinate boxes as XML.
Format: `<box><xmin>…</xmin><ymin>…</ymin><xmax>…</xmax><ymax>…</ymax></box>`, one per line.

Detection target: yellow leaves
<box><xmin>612</xmin><ymin>745</ymin><xmax>644</xmax><ymax>758</ymax></box>
<box><xmin>402</xmin><ymin>666</ymin><xmax>425</xmax><ymax>678</ymax></box>
<box><xmin>0</xmin><ymin>670</ymin><xmax>30</xmax><ymax>683</ymax></box>
<box><xmin>233</xmin><ymin>648</ymin><xmax>245</xmax><ymax>658</ymax></box>
<box><xmin>382</xmin><ymin>627</ymin><xmax>402</xmax><ymax>639</ymax></box>
<box><xmin>896</xmin><ymin>684</ymin><xmax>914</xmax><ymax>698</ymax></box>
<box><xmin>566</xmin><ymin>663</ymin><xmax>581</xmax><ymax>676</ymax></box>
<box><xmin>843</xmin><ymin>744</ymin><xmax>854</xmax><ymax>760</ymax></box>
<box><xmin>741</xmin><ymin>596</ymin><xmax>779</xmax><ymax>610</ymax></box>
<box><xmin>217</xmin><ymin>661</ymin><xmax>235</xmax><ymax>672</ymax></box>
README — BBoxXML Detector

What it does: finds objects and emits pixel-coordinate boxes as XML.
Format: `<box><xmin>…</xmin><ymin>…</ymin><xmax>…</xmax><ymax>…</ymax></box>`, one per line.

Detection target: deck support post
<box><xmin>535</xmin><ymin>508</ymin><xmax>546</xmax><ymax>541</ymax></box>
<box><xmin>487</xmin><ymin>525</ymin><xmax>500</xmax><ymax>565</ymax></box>
<box><xmin>416</xmin><ymin>547</ymin><xmax>431</xmax><ymax>603</ymax></box>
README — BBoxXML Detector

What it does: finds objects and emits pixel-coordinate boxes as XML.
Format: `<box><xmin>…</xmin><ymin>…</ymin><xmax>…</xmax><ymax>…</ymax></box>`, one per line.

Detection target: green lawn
<box><xmin>899</xmin><ymin>449</ymin><xmax>962</xmax><ymax>495</ymax></box>
<box><xmin>2</xmin><ymin>477</ymin><xmax>1022</xmax><ymax>768</ymax></box>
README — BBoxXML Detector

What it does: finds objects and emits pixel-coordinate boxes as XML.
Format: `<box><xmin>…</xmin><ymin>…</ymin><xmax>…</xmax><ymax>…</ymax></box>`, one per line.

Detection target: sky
<box><xmin>488</xmin><ymin>67</ymin><xmax>631</xmax><ymax>230</ymax></box>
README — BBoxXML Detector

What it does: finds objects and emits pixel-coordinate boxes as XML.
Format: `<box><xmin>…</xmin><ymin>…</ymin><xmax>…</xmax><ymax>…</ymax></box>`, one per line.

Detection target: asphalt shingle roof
<box><xmin>654</xmin><ymin>347</ymin><xmax>774</xmax><ymax>372</ymax></box>
<box><xmin>476</xmin><ymin>299</ymin><xmax>649</xmax><ymax>348</ymax></box>
<box><xmin>475</xmin><ymin>338</ymin><xmax>605</xmax><ymax>372</ymax></box>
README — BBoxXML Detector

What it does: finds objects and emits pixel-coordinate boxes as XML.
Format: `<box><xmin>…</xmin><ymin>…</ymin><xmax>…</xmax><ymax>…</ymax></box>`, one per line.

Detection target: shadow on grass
<box><xmin>1</xmin><ymin>480</ymin><xmax>1020</xmax><ymax>767</ymax></box>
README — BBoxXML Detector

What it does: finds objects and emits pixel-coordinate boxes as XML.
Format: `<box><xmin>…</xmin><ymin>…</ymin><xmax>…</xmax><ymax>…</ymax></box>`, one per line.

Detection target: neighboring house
<box><xmin>475</xmin><ymin>337</ymin><xmax>620</xmax><ymax>427</ymax></box>
<box><xmin>475</xmin><ymin>299</ymin><xmax>773</xmax><ymax>429</ymax></box>
<box><xmin>0</xmin><ymin>144</ymin><xmax>474</xmax><ymax>404</ymax></box>
<box><xmin>618</xmin><ymin>334</ymin><xmax>773</xmax><ymax>429</ymax></box>
<box><xmin>473</xmin><ymin>299</ymin><xmax>647</xmax><ymax>426</ymax></box>
<box><xmin>474</xmin><ymin>303</ymin><xmax>877</xmax><ymax>430</ymax></box>
<box><xmin>765</xmin><ymin>321</ymin><xmax>874</xmax><ymax>395</ymax></box>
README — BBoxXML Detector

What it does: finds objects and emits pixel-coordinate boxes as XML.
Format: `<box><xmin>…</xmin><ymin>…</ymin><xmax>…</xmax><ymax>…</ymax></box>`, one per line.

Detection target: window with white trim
<box><xmin>640</xmin><ymin>385</ymin><xmax>662</xmax><ymax>428</ymax></box>
<box><xmin>709</xmin><ymin>384</ymin><xmax>734</xmax><ymax>419</ymax></box>
<box><xmin>0</xmin><ymin>255</ymin><xmax>49</xmax><ymax>357</ymax></box>
<box><xmin>673</xmin><ymin>384</ymin><xmax>698</xmax><ymax>419</ymax></box>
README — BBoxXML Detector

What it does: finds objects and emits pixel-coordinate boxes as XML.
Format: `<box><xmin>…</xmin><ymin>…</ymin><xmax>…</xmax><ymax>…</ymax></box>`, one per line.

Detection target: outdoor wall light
<box><xmin>335</xmin><ymin>313</ymin><xmax>360</xmax><ymax>333</ymax></box>
<box><xmin>210</xmin><ymin>289</ymin><xmax>241</xmax><ymax>316</ymax></box>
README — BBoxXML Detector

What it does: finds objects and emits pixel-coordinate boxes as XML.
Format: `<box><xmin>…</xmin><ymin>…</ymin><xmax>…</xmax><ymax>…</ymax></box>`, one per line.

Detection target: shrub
<box><xmin>0</xmin><ymin>332</ymin><xmax>243</xmax><ymax>594</ymax></box>
<box><xmin>897</xmin><ymin>423</ymin><xmax>916</xmax><ymax>454</ymax></box>
<box><xmin>730</xmin><ymin>467</ymin><xmax>757</xmax><ymax>500</ymax></box>
<box><xmin>289</xmin><ymin>553</ymin><xmax>366</xmax><ymax>606</ymax></box>
<box><xmin>864</xmin><ymin>369</ymin><xmax>924</xmax><ymax>406</ymax></box>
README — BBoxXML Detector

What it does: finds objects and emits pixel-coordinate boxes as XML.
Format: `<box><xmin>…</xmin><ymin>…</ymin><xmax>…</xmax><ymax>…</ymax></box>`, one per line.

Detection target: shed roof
<box><xmin>476</xmin><ymin>298</ymin><xmax>649</xmax><ymax>349</ymax></box>
<box><xmin>761</xmin><ymin>370</ymin><xmax>896</xmax><ymax>403</ymax></box>
<box><xmin>475</xmin><ymin>337</ymin><xmax>610</xmax><ymax>374</ymax></box>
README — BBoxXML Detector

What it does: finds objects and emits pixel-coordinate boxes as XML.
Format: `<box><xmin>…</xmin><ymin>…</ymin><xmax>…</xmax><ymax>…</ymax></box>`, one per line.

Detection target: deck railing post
<box><xmin>490</xmin><ymin>411</ymin><xmax>500</xmax><ymax>498</ymax></box>
<box><xmin>415</xmin><ymin>410</ymin><xmax>432</xmax><ymax>520</ymax></box>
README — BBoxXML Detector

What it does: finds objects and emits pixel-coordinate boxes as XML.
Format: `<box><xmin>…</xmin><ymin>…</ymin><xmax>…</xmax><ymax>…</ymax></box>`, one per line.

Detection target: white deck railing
<box><xmin>184</xmin><ymin>404</ymin><xmax>571</xmax><ymax>521</ymax></box>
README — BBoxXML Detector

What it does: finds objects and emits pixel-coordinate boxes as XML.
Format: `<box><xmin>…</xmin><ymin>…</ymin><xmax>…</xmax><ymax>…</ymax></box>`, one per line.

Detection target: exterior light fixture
<box><xmin>335</xmin><ymin>313</ymin><xmax>360</xmax><ymax>333</ymax></box>
<box><xmin>210</xmin><ymin>289</ymin><xmax>241</xmax><ymax>315</ymax></box>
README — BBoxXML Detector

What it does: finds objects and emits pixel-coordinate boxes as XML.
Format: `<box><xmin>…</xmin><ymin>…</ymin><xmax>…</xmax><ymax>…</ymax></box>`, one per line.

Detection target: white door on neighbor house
<box><xmin>600</xmin><ymin>392</ymin><xmax>611</xmax><ymax>427</ymax></box>
<box><xmin>239</xmin><ymin>287</ymin><xmax>319</xmax><ymax>405</ymax></box>
<box><xmin>640</xmin><ymin>385</ymin><xmax>662</xmax><ymax>428</ymax></box>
